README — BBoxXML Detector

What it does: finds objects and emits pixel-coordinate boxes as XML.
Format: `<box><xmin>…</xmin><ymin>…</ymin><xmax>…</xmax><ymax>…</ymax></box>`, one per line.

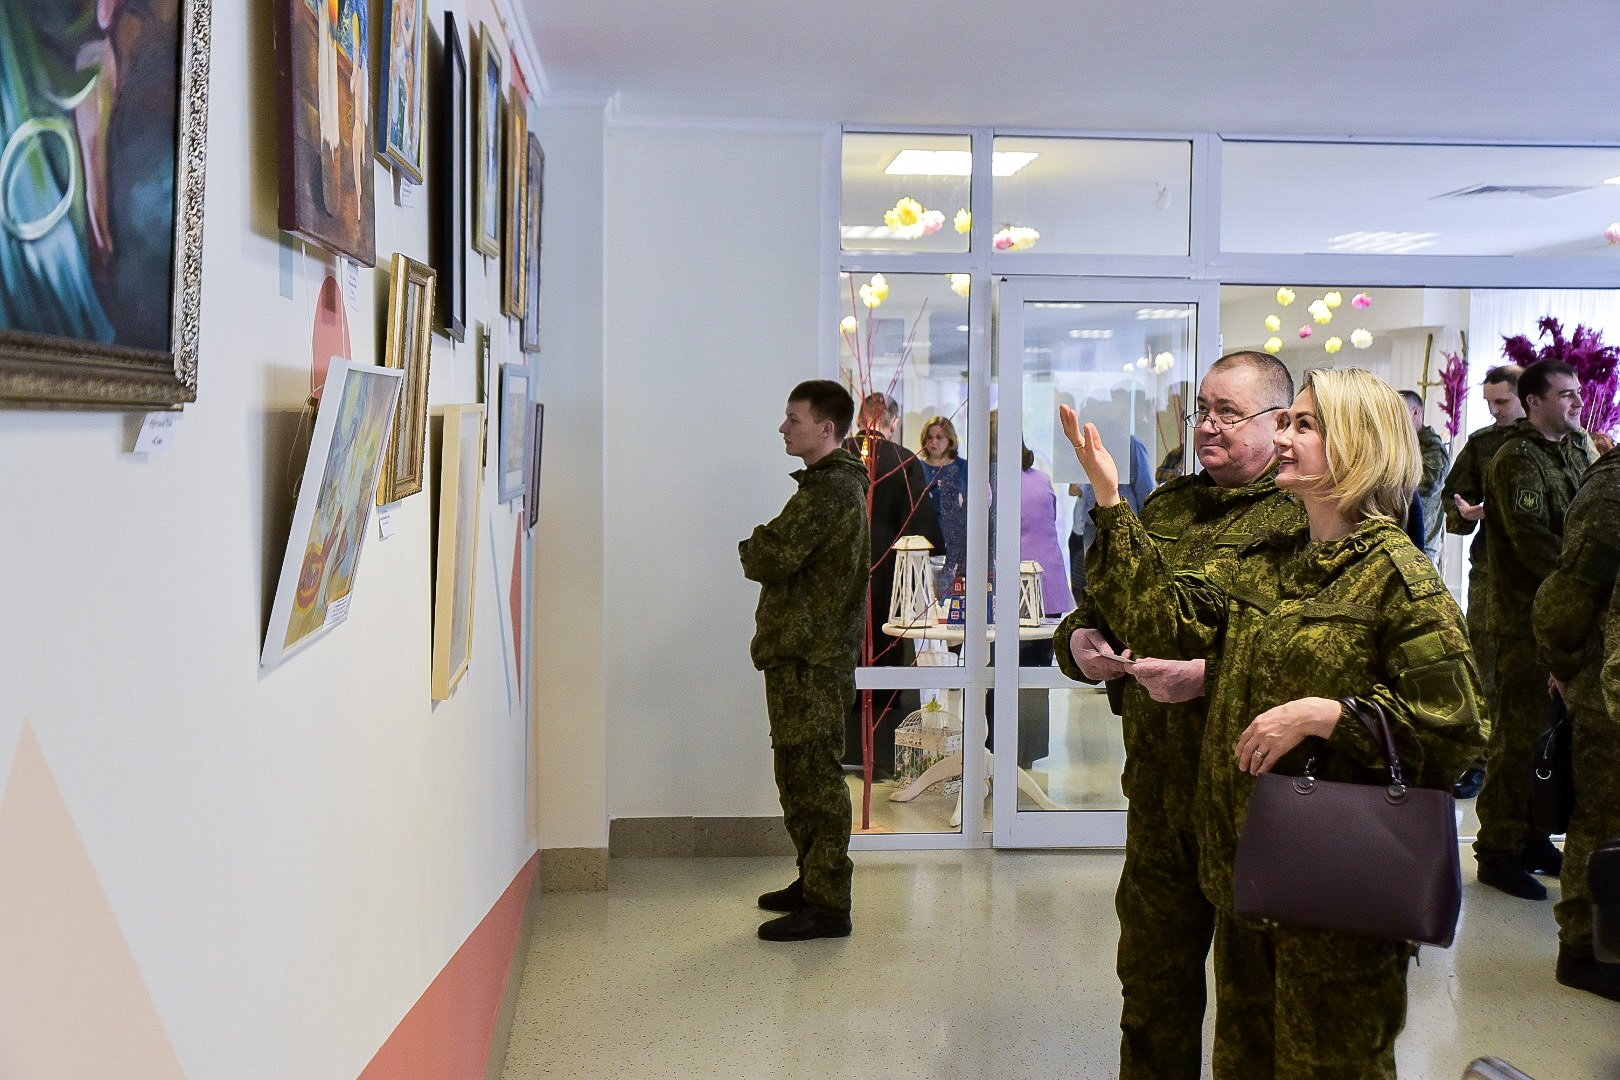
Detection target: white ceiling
<box><xmin>520</xmin><ymin>0</ymin><xmax>1620</xmax><ymax>140</ymax></box>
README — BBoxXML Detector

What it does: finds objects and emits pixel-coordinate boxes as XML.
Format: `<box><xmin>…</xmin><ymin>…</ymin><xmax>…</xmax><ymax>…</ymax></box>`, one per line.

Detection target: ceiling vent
<box><xmin>1433</xmin><ymin>183</ymin><xmax>1589</xmax><ymax>200</ymax></box>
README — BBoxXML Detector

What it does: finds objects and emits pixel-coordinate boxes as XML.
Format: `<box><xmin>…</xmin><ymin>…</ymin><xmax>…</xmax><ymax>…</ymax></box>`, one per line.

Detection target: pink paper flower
<box><xmin>919</xmin><ymin>210</ymin><xmax>945</xmax><ymax>236</ymax></box>
<box><xmin>1607</xmin><ymin>223</ymin><xmax>1620</xmax><ymax>245</ymax></box>
<box><xmin>1351</xmin><ymin>292</ymin><xmax>1372</xmax><ymax>309</ymax></box>
<box><xmin>1298</xmin><ymin>326</ymin><xmax>1314</xmax><ymax>339</ymax></box>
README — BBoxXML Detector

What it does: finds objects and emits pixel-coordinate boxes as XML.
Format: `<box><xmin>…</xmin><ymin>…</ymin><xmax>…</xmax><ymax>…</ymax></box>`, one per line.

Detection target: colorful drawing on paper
<box><xmin>281</xmin><ymin>365</ymin><xmax>400</xmax><ymax>652</ymax></box>
<box><xmin>379</xmin><ymin>0</ymin><xmax>425</xmax><ymax>181</ymax></box>
<box><xmin>0</xmin><ymin>1</ymin><xmax>182</xmax><ymax>351</ymax></box>
<box><xmin>278</xmin><ymin>0</ymin><xmax>376</xmax><ymax>265</ymax></box>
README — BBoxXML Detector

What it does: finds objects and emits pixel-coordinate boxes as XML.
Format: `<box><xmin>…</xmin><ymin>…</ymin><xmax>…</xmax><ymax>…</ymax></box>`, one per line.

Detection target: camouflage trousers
<box><xmin>1465</xmin><ymin>567</ymin><xmax>1497</xmax><ymax>703</ymax></box>
<box><xmin>765</xmin><ymin>664</ymin><xmax>854</xmax><ymax>914</ymax></box>
<box><xmin>1212</xmin><ymin>913</ymin><xmax>1412</xmax><ymax>1080</ymax></box>
<box><xmin>1556</xmin><ymin>699</ymin><xmax>1620</xmax><ymax>949</ymax></box>
<box><xmin>1475</xmin><ymin>635</ymin><xmax>1554</xmax><ymax>860</ymax></box>
<box><xmin>1116</xmin><ymin>811</ymin><xmax>1214</xmax><ymax>1080</ymax></box>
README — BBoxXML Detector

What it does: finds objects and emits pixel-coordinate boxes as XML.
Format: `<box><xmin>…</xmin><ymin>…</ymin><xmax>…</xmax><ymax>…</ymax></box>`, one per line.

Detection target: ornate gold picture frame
<box><xmin>377</xmin><ymin>253</ymin><xmax>437</xmax><ymax>503</ymax></box>
<box><xmin>501</xmin><ymin>94</ymin><xmax>528</xmax><ymax>317</ymax></box>
<box><xmin>432</xmin><ymin>403</ymin><xmax>486</xmax><ymax>700</ymax></box>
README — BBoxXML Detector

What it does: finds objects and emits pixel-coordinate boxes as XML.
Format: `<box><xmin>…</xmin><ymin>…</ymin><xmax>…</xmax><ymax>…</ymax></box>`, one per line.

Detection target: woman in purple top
<box><xmin>1021</xmin><ymin>442</ymin><xmax>1076</xmax><ymax>616</ymax></box>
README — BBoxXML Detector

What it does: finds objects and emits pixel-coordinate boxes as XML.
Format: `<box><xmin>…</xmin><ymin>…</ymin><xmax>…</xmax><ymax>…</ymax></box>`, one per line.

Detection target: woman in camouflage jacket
<box><xmin>1061</xmin><ymin>368</ymin><xmax>1485</xmax><ymax>1080</ymax></box>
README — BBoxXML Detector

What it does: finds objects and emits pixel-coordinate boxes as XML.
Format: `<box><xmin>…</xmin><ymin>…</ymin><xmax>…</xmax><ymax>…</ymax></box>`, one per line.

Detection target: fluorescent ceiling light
<box><xmin>840</xmin><ymin>225</ymin><xmax>897</xmax><ymax>239</ymax></box>
<box><xmin>884</xmin><ymin>150</ymin><xmax>1039</xmax><ymax>177</ymax></box>
<box><xmin>1605</xmin><ymin>175</ymin><xmax>1620</xmax><ymax>185</ymax></box>
<box><xmin>1067</xmin><ymin>328</ymin><xmax>1114</xmax><ymax>339</ymax></box>
<box><xmin>1326</xmin><ymin>231</ymin><xmax>1440</xmax><ymax>254</ymax></box>
<box><xmin>1136</xmin><ymin>308</ymin><xmax>1194</xmax><ymax>320</ymax></box>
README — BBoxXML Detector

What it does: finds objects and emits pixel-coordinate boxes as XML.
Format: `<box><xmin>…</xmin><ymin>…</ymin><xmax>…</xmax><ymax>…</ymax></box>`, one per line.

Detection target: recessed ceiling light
<box><xmin>1605</xmin><ymin>175</ymin><xmax>1620</xmax><ymax>185</ymax></box>
<box><xmin>884</xmin><ymin>150</ymin><xmax>1039</xmax><ymax>177</ymax></box>
<box><xmin>1067</xmin><ymin>329</ymin><xmax>1114</xmax><ymax>339</ymax></box>
<box><xmin>955</xmin><ymin>325</ymin><xmax>970</xmax><ymax>333</ymax></box>
<box><xmin>1326</xmin><ymin>231</ymin><xmax>1440</xmax><ymax>254</ymax></box>
<box><xmin>1136</xmin><ymin>308</ymin><xmax>1194</xmax><ymax>320</ymax></box>
<box><xmin>839</xmin><ymin>225</ymin><xmax>897</xmax><ymax>240</ymax></box>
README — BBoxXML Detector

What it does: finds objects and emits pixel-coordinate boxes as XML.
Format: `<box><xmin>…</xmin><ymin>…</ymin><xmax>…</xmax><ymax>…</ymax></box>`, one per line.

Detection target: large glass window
<box><xmin>841</xmin><ymin>132</ymin><xmax>972</xmax><ymax>254</ymax></box>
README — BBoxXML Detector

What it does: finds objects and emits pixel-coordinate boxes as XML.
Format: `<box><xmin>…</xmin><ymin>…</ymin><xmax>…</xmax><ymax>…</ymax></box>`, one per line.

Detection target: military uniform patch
<box><xmin>1516</xmin><ymin>488</ymin><xmax>1543</xmax><ymax>513</ymax></box>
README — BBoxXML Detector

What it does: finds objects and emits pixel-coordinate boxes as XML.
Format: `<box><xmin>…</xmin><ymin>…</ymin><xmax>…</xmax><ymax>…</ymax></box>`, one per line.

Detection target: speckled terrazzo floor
<box><xmin>498</xmin><ymin>849</ymin><xmax>1616</xmax><ymax>1079</ymax></box>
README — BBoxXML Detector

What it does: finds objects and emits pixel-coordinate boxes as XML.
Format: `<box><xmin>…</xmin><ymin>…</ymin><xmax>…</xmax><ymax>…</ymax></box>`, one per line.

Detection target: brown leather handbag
<box><xmin>1232</xmin><ymin>697</ymin><xmax>1463</xmax><ymax>947</ymax></box>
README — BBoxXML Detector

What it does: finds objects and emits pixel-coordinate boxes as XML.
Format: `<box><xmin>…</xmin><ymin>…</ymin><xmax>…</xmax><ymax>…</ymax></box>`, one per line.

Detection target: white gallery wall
<box><xmin>0</xmin><ymin>2</ymin><xmax>542</xmax><ymax>1077</ymax></box>
<box><xmin>600</xmin><ymin>123</ymin><xmax>829</xmax><ymax>820</ymax></box>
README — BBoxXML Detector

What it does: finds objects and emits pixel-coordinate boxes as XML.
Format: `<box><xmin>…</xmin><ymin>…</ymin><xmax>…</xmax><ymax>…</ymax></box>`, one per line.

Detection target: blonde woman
<box><xmin>1063</xmin><ymin>368</ymin><xmax>1485</xmax><ymax>1079</ymax></box>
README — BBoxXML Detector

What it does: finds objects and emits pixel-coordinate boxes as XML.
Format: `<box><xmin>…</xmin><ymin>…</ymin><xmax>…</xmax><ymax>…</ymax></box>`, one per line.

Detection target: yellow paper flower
<box><xmin>1324</xmin><ymin>291</ymin><xmax>1343</xmax><ymax>309</ymax></box>
<box><xmin>954</xmin><ymin>209</ymin><xmax>972</xmax><ymax>234</ymax></box>
<box><xmin>949</xmin><ymin>274</ymin><xmax>971</xmax><ymax>298</ymax></box>
<box><xmin>993</xmin><ymin>226</ymin><xmax>1040</xmax><ymax>251</ymax></box>
<box><xmin>1264</xmin><ymin>337</ymin><xmax>1283</xmax><ymax>354</ymax></box>
<box><xmin>891</xmin><ymin>197</ymin><xmax>923</xmax><ymax>227</ymax></box>
<box><xmin>1264</xmin><ymin>315</ymin><xmax>1281</xmax><ymax>332</ymax></box>
<box><xmin>1324</xmin><ymin>337</ymin><xmax>1343</xmax><ymax>354</ymax></box>
<box><xmin>859</xmin><ymin>284</ymin><xmax>883</xmax><ymax>308</ymax></box>
<box><xmin>1350</xmin><ymin>328</ymin><xmax>1373</xmax><ymax>349</ymax></box>
<box><xmin>1308</xmin><ymin>300</ymin><xmax>1332</xmax><ymax>325</ymax></box>
<box><xmin>1276</xmin><ymin>287</ymin><xmax>1296</xmax><ymax>306</ymax></box>
<box><xmin>1153</xmin><ymin>351</ymin><xmax>1175</xmax><ymax>373</ymax></box>
<box><xmin>869</xmin><ymin>274</ymin><xmax>890</xmax><ymax>302</ymax></box>
<box><xmin>840</xmin><ymin>315</ymin><xmax>859</xmax><ymax>333</ymax></box>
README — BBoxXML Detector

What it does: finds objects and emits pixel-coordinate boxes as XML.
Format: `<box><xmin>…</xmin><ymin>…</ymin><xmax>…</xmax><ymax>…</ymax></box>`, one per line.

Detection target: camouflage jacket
<box><xmin>740</xmin><ymin>449</ymin><xmax>870</xmax><ymax>671</ymax></box>
<box><xmin>1441</xmin><ymin>423</ymin><xmax>1518</xmax><ymax>564</ymax></box>
<box><xmin>1087</xmin><ymin>505</ymin><xmax>1485</xmax><ymax>914</ymax></box>
<box><xmin>1052</xmin><ymin>467</ymin><xmax>1304</xmax><ymax>829</ymax></box>
<box><xmin>1416</xmin><ymin>425</ymin><xmax>1451</xmax><ymax>551</ymax></box>
<box><xmin>1533</xmin><ymin>448</ymin><xmax>1620</xmax><ymax>713</ymax></box>
<box><xmin>1484</xmin><ymin>419</ymin><xmax>1598</xmax><ymax>638</ymax></box>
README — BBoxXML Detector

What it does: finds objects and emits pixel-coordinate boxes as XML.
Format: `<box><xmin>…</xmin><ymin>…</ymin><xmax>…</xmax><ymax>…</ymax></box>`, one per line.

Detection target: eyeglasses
<box><xmin>1183</xmin><ymin>405</ymin><xmax>1284</xmax><ymax>431</ymax></box>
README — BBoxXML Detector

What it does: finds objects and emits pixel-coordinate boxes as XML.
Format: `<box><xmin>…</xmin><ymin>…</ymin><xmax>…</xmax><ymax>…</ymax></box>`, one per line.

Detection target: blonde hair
<box><xmin>1303</xmin><ymin>368</ymin><xmax>1421</xmax><ymax>525</ymax></box>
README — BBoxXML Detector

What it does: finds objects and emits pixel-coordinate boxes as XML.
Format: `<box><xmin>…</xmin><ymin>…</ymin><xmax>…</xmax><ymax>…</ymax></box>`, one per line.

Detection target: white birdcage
<box><xmin>893</xmin><ymin>698</ymin><xmax>963</xmax><ymax>792</ymax></box>
<box><xmin>1019</xmin><ymin>560</ymin><xmax>1044</xmax><ymax>626</ymax></box>
<box><xmin>888</xmin><ymin>535</ymin><xmax>936</xmax><ymax>627</ymax></box>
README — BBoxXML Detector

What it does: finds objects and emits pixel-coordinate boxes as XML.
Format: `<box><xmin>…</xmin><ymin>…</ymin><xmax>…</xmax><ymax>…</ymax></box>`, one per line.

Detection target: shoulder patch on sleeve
<box><xmin>1516</xmin><ymin>488</ymin><xmax>1543</xmax><ymax>514</ymax></box>
<box><xmin>1576</xmin><ymin>536</ymin><xmax>1620</xmax><ymax>588</ymax></box>
<box><xmin>1387</xmin><ymin>540</ymin><xmax>1444</xmax><ymax>600</ymax></box>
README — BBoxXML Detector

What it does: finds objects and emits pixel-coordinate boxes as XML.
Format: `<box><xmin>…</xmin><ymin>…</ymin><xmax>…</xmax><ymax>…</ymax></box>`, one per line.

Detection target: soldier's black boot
<box><xmin>757</xmin><ymin>878</ymin><xmax>804</xmax><ymax>913</ymax></box>
<box><xmin>1477</xmin><ymin>855</ymin><xmax>1548</xmax><ymax>900</ymax></box>
<box><xmin>757</xmin><ymin>905</ymin><xmax>852</xmax><ymax>941</ymax></box>
<box><xmin>1522</xmin><ymin>836</ymin><xmax>1564</xmax><ymax>877</ymax></box>
<box><xmin>1556</xmin><ymin>944</ymin><xmax>1620</xmax><ymax>1003</ymax></box>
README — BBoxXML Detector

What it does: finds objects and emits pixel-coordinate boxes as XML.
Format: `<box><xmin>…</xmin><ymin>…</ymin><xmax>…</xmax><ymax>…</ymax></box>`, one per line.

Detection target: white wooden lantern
<box><xmin>1019</xmin><ymin>560</ymin><xmax>1044</xmax><ymax>626</ymax></box>
<box><xmin>888</xmin><ymin>535</ymin><xmax>936</xmax><ymax>627</ymax></box>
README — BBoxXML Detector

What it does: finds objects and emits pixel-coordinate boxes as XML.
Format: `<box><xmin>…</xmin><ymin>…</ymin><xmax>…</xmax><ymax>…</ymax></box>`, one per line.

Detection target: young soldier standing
<box><xmin>740</xmin><ymin>380</ymin><xmax>870</xmax><ymax>941</ymax></box>
<box><xmin>1533</xmin><ymin>441</ymin><xmax>1620</xmax><ymax>1001</ymax></box>
<box><xmin>1053</xmin><ymin>351</ymin><xmax>1304</xmax><ymax>1080</ymax></box>
<box><xmin>1476</xmin><ymin>360</ymin><xmax>1598</xmax><ymax>899</ymax></box>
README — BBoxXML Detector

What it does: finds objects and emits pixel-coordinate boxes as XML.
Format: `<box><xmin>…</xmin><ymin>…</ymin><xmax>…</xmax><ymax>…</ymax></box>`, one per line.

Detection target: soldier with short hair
<box><xmin>741</xmin><ymin>379</ymin><xmax>870</xmax><ymax>941</ymax></box>
<box><xmin>1533</xmin><ymin>443</ymin><xmax>1620</xmax><ymax>1001</ymax></box>
<box><xmin>1398</xmin><ymin>389</ymin><xmax>1450</xmax><ymax>563</ymax></box>
<box><xmin>1476</xmin><ymin>360</ymin><xmax>1599</xmax><ymax>900</ymax></box>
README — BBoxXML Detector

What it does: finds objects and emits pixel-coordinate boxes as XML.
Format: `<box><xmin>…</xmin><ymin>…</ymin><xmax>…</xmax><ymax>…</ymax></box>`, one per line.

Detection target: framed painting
<box><xmin>434</xmin><ymin>12</ymin><xmax>467</xmax><ymax>341</ymax></box>
<box><xmin>262</xmin><ymin>360</ymin><xmax>403</xmax><ymax>671</ymax></box>
<box><xmin>472</xmin><ymin>23</ymin><xmax>502</xmax><ymax>258</ymax></box>
<box><xmin>377</xmin><ymin>254</ymin><xmax>437</xmax><ymax>503</ymax></box>
<box><xmin>501</xmin><ymin>97</ymin><xmax>528</xmax><ymax>317</ymax></box>
<box><xmin>378</xmin><ymin>0</ymin><xmax>426</xmax><ymax>182</ymax></box>
<box><xmin>520</xmin><ymin>134</ymin><xmax>545</xmax><ymax>353</ymax></box>
<box><xmin>497</xmin><ymin>363</ymin><xmax>529</xmax><ymax>503</ymax></box>
<box><xmin>277</xmin><ymin>0</ymin><xmax>376</xmax><ymax>266</ymax></box>
<box><xmin>524</xmin><ymin>401</ymin><xmax>544</xmax><ymax>531</ymax></box>
<box><xmin>0</xmin><ymin>0</ymin><xmax>211</xmax><ymax>409</ymax></box>
<box><xmin>432</xmin><ymin>404</ymin><xmax>487</xmax><ymax>700</ymax></box>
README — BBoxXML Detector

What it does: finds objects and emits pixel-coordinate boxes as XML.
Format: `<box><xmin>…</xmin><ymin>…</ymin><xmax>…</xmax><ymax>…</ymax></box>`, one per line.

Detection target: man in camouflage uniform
<box><xmin>1533</xmin><ymin>443</ymin><xmax>1620</xmax><ymax>1001</ymax></box>
<box><xmin>1400</xmin><ymin>389</ymin><xmax>1451</xmax><ymax>563</ymax></box>
<box><xmin>1053</xmin><ymin>351</ymin><xmax>1303</xmax><ymax>1080</ymax></box>
<box><xmin>741</xmin><ymin>380</ymin><xmax>870</xmax><ymax>941</ymax></box>
<box><xmin>1476</xmin><ymin>360</ymin><xmax>1599</xmax><ymax>900</ymax></box>
<box><xmin>1441</xmin><ymin>364</ymin><xmax>1525</xmax><ymax>796</ymax></box>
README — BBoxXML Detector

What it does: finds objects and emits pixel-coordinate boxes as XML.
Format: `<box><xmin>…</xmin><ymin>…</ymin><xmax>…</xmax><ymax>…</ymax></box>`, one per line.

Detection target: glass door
<box><xmin>990</xmin><ymin>277</ymin><xmax>1218</xmax><ymax>848</ymax></box>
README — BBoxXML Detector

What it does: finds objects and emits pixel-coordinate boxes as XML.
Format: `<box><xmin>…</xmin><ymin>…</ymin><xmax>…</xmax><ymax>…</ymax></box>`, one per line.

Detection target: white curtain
<box><xmin>1466</xmin><ymin>288</ymin><xmax>1620</xmax><ymax>434</ymax></box>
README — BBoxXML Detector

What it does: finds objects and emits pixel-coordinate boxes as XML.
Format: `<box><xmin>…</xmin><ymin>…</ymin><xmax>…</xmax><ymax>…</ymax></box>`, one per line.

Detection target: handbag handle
<box><xmin>1338</xmin><ymin>696</ymin><xmax>1407</xmax><ymax>791</ymax></box>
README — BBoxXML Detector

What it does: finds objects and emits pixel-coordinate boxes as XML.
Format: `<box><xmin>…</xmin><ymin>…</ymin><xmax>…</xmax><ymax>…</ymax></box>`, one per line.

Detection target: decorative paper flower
<box><xmin>1277</xmin><ymin>287</ymin><xmax>1296</xmax><ymax>306</ymax></box>
<box><xmin>1298</xmin><ymin>326</ymin><xmax>1314</xmax><ymax>339</ymax></box>
<box><xmin>1607</xmin><ymin>223</ymin><xmax>1620</xmax><ymax>244</ymax></box>
<box><xmin>1308</xmin><ymin>300</ymin><xmax>1333</xmax><ymax>324</ymax></box>
<box><xmin>1152</xmin><ymin>351</ymin><xmax>1175</xmax><ymax>373</ymax></box>
<box><xmin>1324</xmin><ymin>291</ymin><xmax>1343</xmax><ymax>309</ymax></box>
<box><xmin>1135</xmin><ymin>357</ymin><xmax>1150</xmax><ymax>369</ymax></box>
<box><xmin>1438</xmin><ymin>348</ymin><xmax>1469</xmax><ymax>438</ymax></box>
<box><xmin>1350</xmin><ymin>328</ymin><xmax>1373</xmax><ymax>349</ymax></box>
<box><xmin>1264</xmin><ymin>315</ymin><xmax>1281</xmax><ymax>332</ymax></box>
<box><xmin>954</xmin><ymin>209</ymin><xmax>972</xmax><ymax>234</ymax></box>
<box><xmin>948</xmin><ymin>273</ymin><xmax>971</xmax><ymax>298</ymax></box>
<box><xmin>1502</xmin><ymin>316</ymin><xmax>1620</xmax><ymax>436</ymax></box>
<box><xmin>887</xmin><ymin>197</ymin><xmax>923</xmax><ymax>228</ymax></box>
<box><xmin>993</xmin><ymin>225</ymin><xmax>1040</xmax><ymax>251</ymax></box>
<box><xmin>840</xmin><ymin>315</ymin><xmax>859</xmax><ymax>333</ymax></box>
<box><xmin>1351</xmin><ymin>292</ymin><xmax>1372</xmax><ymax>309</ymax></box>
<box><xmin>858</xmin><ymin>274</ymin><xmax>890</xmax><ymax>308</ymax></box>
<box><xmin>1324</xmin><ymin>337</ymin><xmax>1344</xmax><ymax>354</ymax></box>
<box><xmin>1264</xmin><ymin>337</ymin><xmax>1283</xmax><ymax>354</ymax></box>
<box><xmin>919</xmin><ymin>209</ymin><xmax>945</xmax><ymax>236</ymax></box>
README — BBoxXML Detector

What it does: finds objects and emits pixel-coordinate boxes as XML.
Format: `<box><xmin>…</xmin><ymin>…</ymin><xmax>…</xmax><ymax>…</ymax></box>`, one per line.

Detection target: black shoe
<box><xmin>1452</xmin><ymin>768</ymin><xmax>1486</xmax><ymax>799</ymax></box>
<box><xmin>1556</xmin><ymin>945</ymin><xmax>1620</xmax><ymax>1003</ymax></box>
<box><xmin>1523</xmin><ymin>837</ymin><xmax>1564</xmax><ymax>877</ymax></box>
<box><xmin>757</xmin><ymin>906</ymin><xmax>852</xmax><ymax>941</ymax></box>
<box><xmin>1477</xmin><ymin>856</ymin><xmax>1549</xmax><ymax>901</ymax></box>
<box><xmin>757</xmin><ymin>878</ymin><xmax>804</xmax><ymax>913</ymax></box>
